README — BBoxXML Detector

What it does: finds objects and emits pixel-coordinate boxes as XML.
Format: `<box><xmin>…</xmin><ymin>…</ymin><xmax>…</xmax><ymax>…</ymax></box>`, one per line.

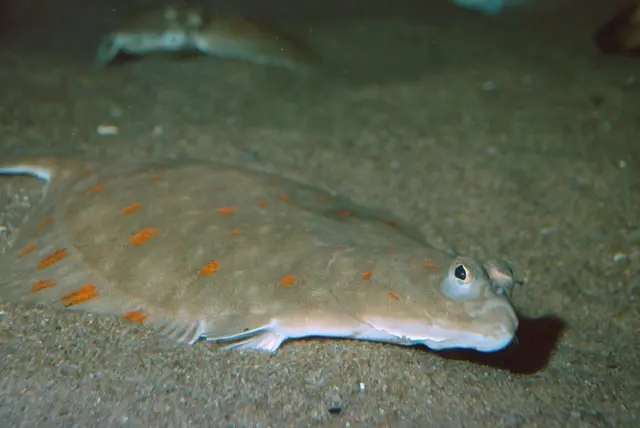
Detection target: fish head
<box><xmin>95</xmin><ymin>6</ymin><xmax>206</xmax><ymax>66</ymax></box>
<box><xmin>357</xmin><ymin>253</ymin><xmax>521</xmax><ymax>353</ymax></box>
<box><xmin>431</xmin><ymin>256</ymin><xmax>521</xmax><ymax>351</ymax></box>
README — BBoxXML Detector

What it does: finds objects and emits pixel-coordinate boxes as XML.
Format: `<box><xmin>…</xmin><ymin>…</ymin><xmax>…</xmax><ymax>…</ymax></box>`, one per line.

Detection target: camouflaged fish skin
<box><xmin>0</xmin><ymin>157</ymin><xmax>520</xmax><ymax>353</ymax></box>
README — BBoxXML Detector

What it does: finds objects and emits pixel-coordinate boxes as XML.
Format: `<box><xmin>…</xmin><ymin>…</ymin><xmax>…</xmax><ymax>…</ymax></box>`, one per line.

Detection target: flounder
<box><xmin>0</xmin><ymin>157</ymin><xmax>520</xmax><ymax>353</ymax></box>
<box><xmin>95</xmin><ymin>5</ymin><xmax>314</xmax><ymax>71</ymax></box>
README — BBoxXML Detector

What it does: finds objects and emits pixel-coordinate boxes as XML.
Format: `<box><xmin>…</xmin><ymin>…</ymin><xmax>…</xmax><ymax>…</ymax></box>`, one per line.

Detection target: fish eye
<box><xmin>441</xmin><ymin>260</ymin><xmax>484</xmax><ymax>301</ymax></box>
<box><xmin>454</xmin><ymin>264</ymin><xmax>470</xmax><ymax>282</ymax></box>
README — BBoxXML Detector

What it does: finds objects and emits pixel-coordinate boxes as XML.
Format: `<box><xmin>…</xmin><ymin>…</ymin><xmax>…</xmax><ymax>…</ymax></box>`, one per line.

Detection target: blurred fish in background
<box><xmin>451</xmin><ymin>0</ymin><xmax>527</xmax><ymax>15</ymax></box>
<box><xmin>94</xmin><ymin>5</ymin><xmax>316</xmax><ymax>72</ymax></box>
<box><xmin>595</xmin><ymin>2</ymin><xmax>640</xmax><ymax>56</ymax></box>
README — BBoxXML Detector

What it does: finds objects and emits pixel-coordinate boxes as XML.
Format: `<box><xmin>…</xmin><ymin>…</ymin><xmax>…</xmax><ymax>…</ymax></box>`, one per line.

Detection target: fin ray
<box><xmin>216</xmin><ymin>330</ymin><xmax>287</xmax><ymax>353</ymax></box>
<box><xmin>200</xmin><ymin>314</ymin><xmax>286</xmax><ymax>352</ymax></box>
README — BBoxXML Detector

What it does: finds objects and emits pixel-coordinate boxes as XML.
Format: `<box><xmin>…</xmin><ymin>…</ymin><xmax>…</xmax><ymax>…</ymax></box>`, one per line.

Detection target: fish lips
<box><xmin>361</xmin><ymin>298</ymin><xmax>519</xmax><ymax>353</ymax></box>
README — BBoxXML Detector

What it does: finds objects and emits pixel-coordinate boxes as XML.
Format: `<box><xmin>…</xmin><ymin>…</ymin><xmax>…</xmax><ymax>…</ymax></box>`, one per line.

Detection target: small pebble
<box><xmin>613</xmin><ymin>252</ymin><xmax>627</xmax><ymax>263</ymax></box>
<box><xmin>539</xmin><ymin>227</ymin><xmax>558</xmax><ymax>236</ymax></box>
<box><xmin>96</xmin><ymin>125</ymin><xmax>119</xmax><ymax>136</ymax></box>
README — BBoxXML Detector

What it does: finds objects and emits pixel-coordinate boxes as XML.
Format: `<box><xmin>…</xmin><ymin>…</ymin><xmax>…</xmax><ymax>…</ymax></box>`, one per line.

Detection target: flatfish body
<box><xmin>0</xmin><ymin>157</ymin><xmax>520</xmax><ymax>353</ymax></box>
<box><xmin>95</xmin><ymin>5</ymin><xmax>315</xmax><ymax>72</ymax></box>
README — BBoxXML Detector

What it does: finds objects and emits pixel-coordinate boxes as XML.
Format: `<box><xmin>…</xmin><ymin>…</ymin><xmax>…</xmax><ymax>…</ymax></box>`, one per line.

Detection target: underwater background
<box><xmin>0</xmin><ymin>0</ymin><xmax>638</xmax><ymax>426</ymax></box>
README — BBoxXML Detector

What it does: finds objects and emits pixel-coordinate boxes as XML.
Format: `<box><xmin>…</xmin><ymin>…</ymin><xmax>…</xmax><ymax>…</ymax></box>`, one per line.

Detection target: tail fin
<box><xmin>0</xmin><ymin>156</ymin><xmax>207</xmax><ymax>347</ymax></box>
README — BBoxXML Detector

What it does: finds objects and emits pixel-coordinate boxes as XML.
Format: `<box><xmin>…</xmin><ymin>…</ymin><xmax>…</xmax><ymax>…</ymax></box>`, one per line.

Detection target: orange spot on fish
<box><xmin>281</xmin><ymin>275</ymin><xmax>296</xmax><ymax>287</ymax></box>
<box><xmin>81</xmin><ymin>168</ymin><xmax>92</xmax><ymax>175</ymax></box>
<box><xmin>31</xmin><ymin>279</ymin><xmax>55</xmax><ymax>293</ymax></box>
<box><xmin>387</xmin><ymin>249</ymin><xmax>397</xmax><ymax>254</ymax></box>
<box><xmin>231</xmin><ymin>230</ymin><xmax>240</xmax><ymax>238</ymax></box>
<box><xmin>217</xmin><ymin>207</ymin><xmax>235</xmax><ymax>215</ymax></box>
<box><xmin>61</xmin><ymin>285</ymin><xmax>99</xmax><ymax>307</ymax></box>
<box><xmin>130</xmin><ymin>228</ymin><xmax>158</xmax><ymax>246</ymax></box>
<box><xmin>258</xmin><ymin>201</ymin><xmax>268</xmax><ymax>207</ymax></box>
<box><xmin>123</xmin><ymin>310</ymin><xmax>148</xmax><ymax>323</ymax></box>
<box><xmin>18</xmin><ymin>244</ymin><xmax>37</xmax><ymax>258</ymax></box>
<box><xmin>339</xmin><ymin>210</ymin><xmax>354</xmax><ymax>218</ymax></box>
<box><xmin>89</xmin><ymin>184</ymin><xmax>107</xmax><ymax>194</ymax></box>
<box><xmin>38</xmin><ymin>217</ymin><xmax>53</xmax><ymax>231</ymax></box>
<box><xmin>388</xmin><ymin>291</ymin><xmax>401</xmax><ymax>301</ymax></box>
<box><xmin>215</xmin><ymin>185</ymin><xmax>227</xmax><ymax>191</ymax></box>
<box><xmin>279</xmin><ymin>194</ymin><xmax>292</xmax><ymax>202</ymax></box>
<box><xmin>200</xmin><ymin>260</ymin><xmax>220</xmax><ymax>277</ymax></box>
<box><xmin>38</xmin><ymin>249</ymin><xmax>68</xmax><ymax>270</ymax></box>
<box><xmin>148</xmin><ymin>174</ymin><xmax>162</xmax><ymax>181</ymax></box>
<box><xmin>362</xmin><ymin>271</ymin><xmax>372</xmax><ymax>280</ymax></box>
<box><xmin>120</xmin><ymin>203</ymin><xmax>142</xmax><ymax>214</ymax></box>
<box><xmin>425</xmin><ymin>262</ymin><xmax>438</xmax><ymax>269</ymax></box>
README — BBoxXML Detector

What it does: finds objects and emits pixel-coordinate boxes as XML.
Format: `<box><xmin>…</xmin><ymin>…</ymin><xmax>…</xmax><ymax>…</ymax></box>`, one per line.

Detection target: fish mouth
<box><xmin>360</xmin><ymin>300</ymin><xmax>519</xmax><ymax>353</ymax></box>
<box><xmin>424</xmin><ymin>301</ymin><xmax>519</xmax><ymax>353</ymax></box>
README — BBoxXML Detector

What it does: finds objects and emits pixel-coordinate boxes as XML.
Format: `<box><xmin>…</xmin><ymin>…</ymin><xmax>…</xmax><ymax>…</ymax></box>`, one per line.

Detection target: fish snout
<box><xmin>467</xmin><ymin>297</ymin><xmax>519</xmax><ymax>352</ymax></box>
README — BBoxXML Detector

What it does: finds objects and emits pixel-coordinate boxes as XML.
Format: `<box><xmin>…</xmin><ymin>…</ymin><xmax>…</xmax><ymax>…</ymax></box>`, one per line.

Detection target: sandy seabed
<box><xmin>0</xmin><ymin>0</ymin><xmax>638</xmax><ymax>426</ymax></box>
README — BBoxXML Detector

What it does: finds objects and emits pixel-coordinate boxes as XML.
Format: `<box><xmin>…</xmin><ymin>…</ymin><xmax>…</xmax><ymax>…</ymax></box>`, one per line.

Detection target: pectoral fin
<box><xmin>200</xmin><ymin>314</ymin><xmax>285</xmax><ymax>353</ymax></box>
